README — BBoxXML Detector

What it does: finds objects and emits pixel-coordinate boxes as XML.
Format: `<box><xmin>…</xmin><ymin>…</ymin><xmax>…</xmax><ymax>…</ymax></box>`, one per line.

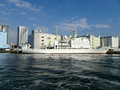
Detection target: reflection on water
<box><xmin>0</xmin><ymin>53</ymin><xmax>120</xmax><ymax>89</ymax></box>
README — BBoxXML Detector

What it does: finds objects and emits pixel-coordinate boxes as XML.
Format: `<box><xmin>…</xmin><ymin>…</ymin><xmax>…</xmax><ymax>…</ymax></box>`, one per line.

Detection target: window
<box><xmin>41</xmin><ymin>43</ymin><xmax>44</xmax><ymax>45</ymax></box>
<box><xmin>41</xmin><ymin>36</ymin><xmax>44</xmax><ymax>38</ymax></box>
<box><xmin>41</xmin><ymin>40</ymin><xmax>44</xmax><ymax>42</ymax></box>
<box><xmin>47</xmin><ymin>37</ymin><xmax>51</xmax><ymax>39</ymax></box>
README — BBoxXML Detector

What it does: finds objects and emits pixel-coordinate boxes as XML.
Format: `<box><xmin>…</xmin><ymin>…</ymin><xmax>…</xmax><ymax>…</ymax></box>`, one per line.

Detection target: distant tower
<box><xmin>17</xmin><ymin>26</ymin><xmax>28</xmax><ymax>46</ymax></box>
<box><xmin>72</xmin><ymin>26</ymin><xmax>77</xmax><ymax>38</ymax></box>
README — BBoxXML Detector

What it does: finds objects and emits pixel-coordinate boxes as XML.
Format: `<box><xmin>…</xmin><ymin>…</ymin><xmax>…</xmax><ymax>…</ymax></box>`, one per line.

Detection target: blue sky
<box><xmin>0</xmin><ymin>0</ymin><xmax>120</xmax><ymax>44</ymax></box>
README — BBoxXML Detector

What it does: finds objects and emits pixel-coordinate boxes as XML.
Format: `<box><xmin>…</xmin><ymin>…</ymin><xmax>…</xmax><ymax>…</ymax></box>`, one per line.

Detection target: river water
<box><xmin>0</xmin><ymin>53</ymin><xmax>120</xmax><ymax>90</ymax></box>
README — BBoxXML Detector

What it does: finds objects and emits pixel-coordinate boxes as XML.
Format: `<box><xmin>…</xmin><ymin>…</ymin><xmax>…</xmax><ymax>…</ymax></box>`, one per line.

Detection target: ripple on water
<box><xmin>0</xmin><ymin>53</ymin><xmax>120</xmax><ymax>89</ymax></box>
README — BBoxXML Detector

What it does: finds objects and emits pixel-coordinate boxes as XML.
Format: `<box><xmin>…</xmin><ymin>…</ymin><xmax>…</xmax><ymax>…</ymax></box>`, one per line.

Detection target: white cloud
<box><xmin>0</xmin><ymin>3</ymin><xmax>5</xmax><ymax>7</ymax></box>
<box><xmin>71</xmin><ymin>15</ymin><xmax>79</xmax><ymax>21</ymax></box>
<box><xmin>1</xmin><ymin>11</ymin><xmax>9</xmax><ymax>15</ymax></box>
<box><xmin>73</xmin><ymin>18</ymin><xmax>91</xmax><ymax>29</ymax></box>
<box><xmin>20</xmin><ymin>12</ymin><xmax>26</xmax><ymax>15</ymax></box>
<box><xmin>8</xmin><ymin>0</ymin><xmax>43</xmax><ymax>12</ymax></box>
<box><xmin>58</xmin><ymin>18</ymin><xmax>111</xmax><ymax>31</ymax></box>
<box><xmin>59</xmin><ymin>18</ymin><xmax>91</xmax><ymax>31</ymax></box>
<box><xmin>118</xmin><ymin>18</ymin><xmax>120</xmax><ymax>24</ymax></box>
<box><xmin>0</xmin><ymin>17</ymin><xmax>10</xmax><ymax>21</ymax></box>
<box><xmin>33</xmin><ymin>24</ymin><xmax>48</xmax><ymax>33</ymax></box>
<box><xmin>91</xmin><ymin>24</ymin><xmax>111</xmax><ymax>28</ymax></box>
<box><xmin>106</xmin><ymin>18</ymin><xmax>114</xmax><ymax>23</ymax></box>
<box><xmin>29</xmin><ymin>17</ymin><xmax>35</xmax><ymax>20</ymax></box>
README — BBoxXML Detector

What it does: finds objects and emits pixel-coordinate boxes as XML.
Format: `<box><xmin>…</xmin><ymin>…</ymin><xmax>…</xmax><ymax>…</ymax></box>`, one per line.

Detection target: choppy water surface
<box><xmin>0</xmin><ymin>53</ymin><xmax>120</xmax><ymax>90</ymax></box>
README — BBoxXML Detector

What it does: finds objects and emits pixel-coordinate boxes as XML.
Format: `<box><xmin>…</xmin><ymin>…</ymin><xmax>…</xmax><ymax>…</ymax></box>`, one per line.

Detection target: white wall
<box><xmin>28</xmin><ymin>30</ymin><xmax>61</xmax><ymax>49</ymax></box>
<box><xmin>112</xmin><ymin>37</ymin><xmax>119</xmax><ymax>48</ymax></box>
<box><xmin>71</xmin><ymin>37</ymin><xmax>90</xmax><ymax>48</ymax></box>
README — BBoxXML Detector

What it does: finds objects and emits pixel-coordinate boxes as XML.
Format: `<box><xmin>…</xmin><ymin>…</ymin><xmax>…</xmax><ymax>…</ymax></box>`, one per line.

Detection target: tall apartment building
<box><xmin>17</xmin><ymin>26</ymin><xmax>28</xmax><ymax>46</ymax></box>
<box><xmin>82</xmin><ymin>35</ymin><xmax>100</xmax><ymax>49</ymax></box>
<box><xmin>28</xmin><ymin>30</ymin><xmax>61</xmax><ymax>49</ymax></box>
<box><xmin>0</xmin><ymin>24</ymin><xmax>9</xmax><ymax>48</ymax></box>
<box><xmin>101</xmin><ymin>36</ymin><xmax>119</xmax><ymax>48</ymax></box>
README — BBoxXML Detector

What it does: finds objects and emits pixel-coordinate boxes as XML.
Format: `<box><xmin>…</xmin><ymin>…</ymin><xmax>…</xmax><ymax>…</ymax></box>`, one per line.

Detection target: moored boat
<box><xmin>22</xmin><ymin>48</ymin><xmax>108</xmax><ymax>54</ymax></box>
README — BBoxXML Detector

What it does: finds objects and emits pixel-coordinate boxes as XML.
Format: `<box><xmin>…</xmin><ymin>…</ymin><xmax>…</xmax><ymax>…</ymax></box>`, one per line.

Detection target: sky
<box><xmin>0</xmin><ymin>0</ymin><xmax>120</xmax><ymax>44</ymax></box>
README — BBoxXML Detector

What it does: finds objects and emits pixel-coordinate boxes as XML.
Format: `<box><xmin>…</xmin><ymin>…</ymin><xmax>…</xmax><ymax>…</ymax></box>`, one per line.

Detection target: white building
<box><xmin>101</xmin><ymin>36</ymin><xmax>119</xmax><ymax>48</ymax></box>
<box><xmin>119</xmin><ymin>40</ymin><xmax>120</xmax><ymax>48</ymax></box>
<box><xmin>17</xmin><ymin>26</ymin><xmax>28</xmax><ymax>46</ymax></box>
<box><xmin>28</xmin><ymin>30</ymin><xmax>61</xmax><ymax>49</ymax></box>
<box><xmin>71</xmin><ymin>37</ymin><xmax>90</xmax><ymax>49</ymax></box>
<box><xmin>81</xmin><ymin>35</ymin><xmax>100</xmax><ymax>49</ymax></box>
<box><xmin>58</xmin><ymin>36</ymin><xmax>90</xmax><ymax>49</ymax></box>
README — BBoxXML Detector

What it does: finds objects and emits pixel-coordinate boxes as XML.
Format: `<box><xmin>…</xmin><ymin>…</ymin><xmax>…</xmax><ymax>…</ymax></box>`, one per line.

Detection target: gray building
<box><xmin>101</xmin><ymin>36</ymin><xmax>119</xmax><ymax>48</ymax></box>
<box><xmin>17</xmin><ymin>26</ymin><xmax>28</xmax><ymax>46</ymax></box>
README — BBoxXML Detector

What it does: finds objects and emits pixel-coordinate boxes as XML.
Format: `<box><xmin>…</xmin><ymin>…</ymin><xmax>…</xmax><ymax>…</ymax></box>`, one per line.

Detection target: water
<box><xmin>0</xmin><ymin>53</ymin><xmax>120</xmax><ymax>90</ymax></box>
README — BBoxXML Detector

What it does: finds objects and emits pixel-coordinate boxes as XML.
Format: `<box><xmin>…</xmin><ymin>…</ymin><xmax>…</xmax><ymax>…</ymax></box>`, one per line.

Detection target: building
<box><xmin>28</xmin><ymin>30</ymin><xmax>61</xmax><ymax>49</ymax></box>
<box><xmin>101</xmin><ymin>36</ymin><xmax>119</xmax><ymax>48</ymax></box>
<box><xmin>58</xmin><ymin>35</ymin><xmax>90</xmax><ymax>49</ymax></box>
<box><xmin>81</xmin><ymin>35</ymin><xmax>100</xmax><ymax>49</ymax></box>
<box><xmin>119</xmin><ymin>40</ymin><xmax>120</xmax><ymax>48</ymax></box>
<box><xmin>71</xmin><ymin>37</ymin><xmax>90</xmax><ymax>49</ymax></box>
<box><xmin>17</xmin><ymin>26</ymin><xmax>28</xmax><ymax>46</ymax></box>
<box><xmin>0</xmin><ymin>24</ymin><xmax>9</xmax><ymax>44</ymax></box>
<box><xmin>0</xmin><ymin>24</ymin><xmax>9</xmax><ymax>48</ymax></box>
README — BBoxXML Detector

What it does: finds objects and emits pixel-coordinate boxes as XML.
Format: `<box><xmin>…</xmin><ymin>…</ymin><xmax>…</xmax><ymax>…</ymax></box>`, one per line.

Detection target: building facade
<box><xmin>28</xmin><ymin>30</ymin><xmax>61</xmax><ymax>49</ymax></box>
<box><xmin>17</xmin><ymin>26</ymin><xmax>28</xmax><ymax>46</ymax></box>
<box><xmin>0</xmin><ymin>24</ymin><xmax>9</xmax><ymax>48</ymax></box>
<box><xmin>119</xmin><ymin>40</ymin><xmax>120</xmax><ymax>48</ymax></box>
<box><xmin>82</xmin><ymin>35</ymin><xmax>100</xmax><ymax>49</ymax></box>
<box><xmin>71</xmin><ymin>37</ymin><xmax>90</xmax><ymax>49</ymax></box>
<box><xmin>58</xmin><ymin>35</ymin><xmax>90</xmax><ymax>49</ymax></box>
<box><xmin>101</xmin><ymin>36</ymin><xmax>119</xmax><ymax>48</ymax></box>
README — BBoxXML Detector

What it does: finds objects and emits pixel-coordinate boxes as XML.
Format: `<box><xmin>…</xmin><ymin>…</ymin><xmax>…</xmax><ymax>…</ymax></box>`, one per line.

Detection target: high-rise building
<box><xmin>17</xmin><ymin>26</ymin><xmax>28</xmax><ymax>46</ymax></box>
<box><xmin>0</xmin><ymin>24</ymin><xmax>9</xmax><ymax>48</ymax></box>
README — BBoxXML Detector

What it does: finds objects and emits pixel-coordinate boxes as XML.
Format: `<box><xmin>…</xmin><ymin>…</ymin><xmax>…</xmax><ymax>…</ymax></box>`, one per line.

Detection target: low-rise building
<box><xmin>28</xmin><ymin>30</ymin><xmax>61</xmax><ymax>49</ymax></box>
<box><xmin>101</xmin><ymin>36</ymin><xmax>119</xmax><ymax>48</ymax></box>
<box><xmin>81</xmin><ymin>35</ymin><xmax>100</xmax><ymax>49</ymax></box>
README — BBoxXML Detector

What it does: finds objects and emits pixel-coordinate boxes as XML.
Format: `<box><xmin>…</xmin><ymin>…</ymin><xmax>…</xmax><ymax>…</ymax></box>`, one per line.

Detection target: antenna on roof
<box><xmin>56</xmin><ymin>25</ymin><xmax>58</xmax><ymax>41</ymax></box>
<box><xmin>72</xmin><ymin>25</ymin><xmax>77</xmax><ymax>38</ymax></box>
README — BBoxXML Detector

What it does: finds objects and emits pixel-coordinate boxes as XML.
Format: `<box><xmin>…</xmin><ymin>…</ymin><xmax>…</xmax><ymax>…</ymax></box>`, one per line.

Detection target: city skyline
<box><xmin>0</xmin><ymin>0</ymin><xmax>120</xmax><ymax>44</ymax></box>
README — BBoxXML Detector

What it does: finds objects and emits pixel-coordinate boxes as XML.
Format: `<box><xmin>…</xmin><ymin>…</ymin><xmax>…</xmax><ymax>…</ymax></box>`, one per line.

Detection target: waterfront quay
<box><xmin>0</xmin><ymin>49</ymin><xmax>22</xmax><ymax>54</ymax></box>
